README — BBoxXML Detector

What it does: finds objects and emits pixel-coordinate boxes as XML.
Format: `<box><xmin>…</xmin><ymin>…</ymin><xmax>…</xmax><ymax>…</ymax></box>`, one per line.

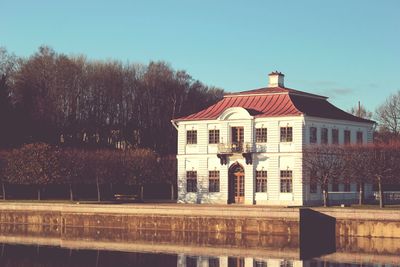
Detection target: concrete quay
<box><xmin>0</xmin><ymin>203</ymin><xmax>399</xmax><ymax>238</ymax></box>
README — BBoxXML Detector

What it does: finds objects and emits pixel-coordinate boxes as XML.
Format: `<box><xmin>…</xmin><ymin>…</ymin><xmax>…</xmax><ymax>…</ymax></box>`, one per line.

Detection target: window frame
<box><xmin>186</xmin><ymin>130</ymin><xmax>197</xmax><ymax>145</ymax></box>
<box><xmin>344</xmin><ymin>130</ymin><xmax>351</xmax><ymax>145</ymax></box>
<box><xmin>331</xmin><ymin>180</ymin><xmax>339</xmax><ymax>192</ymax></box>
<box><xmin>280</xmin><ymin>170</ymin><xmax>293</xmax><ymax>193</ymax></box>
<box><xmin>255</xmin><ymin>170</ymin><xmax>268</xmax><ymax>192</ymax></box>
<box><xmin>186</xmin><ymin>257</ymin><xmax>198</xmax><ymax>267</ymax></box>
<box><xmin>186</xmin><ymin>171</ymin><xmax>197</xmax><ymax>192</ymax></box>
<box><xmin>208</xmin><ymin>129</ymin><xmax>220</xmax><ymax>144</ymax></box>
<box><xmin>309</xmin><ymin>127</ymin><xmax>317</xmax><ymax>144</ymax></box>
<box><xmin>208</xmin><ymin>258</ymin><xmax>220</xmax><ymax>267</ymax></box>
<box><xmin>321</xmin><ymin>128</ymin><xmax>328</xmax><ymax>145</ymax></box>
<box><xmin>280</xmin><ymin>260</ymin><xmax>294</xmax><ymax>267</ymax></box>
<box><xmin>332</xmin><ymin>128</ymin><xmax>339</xmax><ymax>145</ymax></box>
<box><xmin>356</xmin><ymin>131</ymin><xmax>363</xmax><ymax>145</ymax></box>
<box><xmin>254</xmin><ymin>260</ymin><xmax>267</xmax><ymax>267</ymax></box>
<box><xmin>309</xmin><ymin>170</ymin><xmax>317</xmax><ymax>194</ymax></box>
<box><xmin>208</xmin><ymin>170</ymin><xmax>220</xmax><ymax>192</ymax></box>
<box><xmin>280</xmin><ymin>126</ymin><xmax>293</xmax><ymax>142</ymax></box>
<box><xmin>344</xmin><ymin>181</ymin><xmax>351</xmax><ymax>192</ymax></box>
<box><xmin>255</xmin><ymin>128</ymin><xmax>268</xmax><ymax>143</ymax></box>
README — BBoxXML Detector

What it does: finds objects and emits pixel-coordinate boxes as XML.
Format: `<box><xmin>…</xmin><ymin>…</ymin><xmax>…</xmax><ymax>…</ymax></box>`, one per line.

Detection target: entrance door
<box><xmin>231</xmin><ymin>127</ymin><xmax>244</xmax><ymax>152</ymax></box>
<box><xmin>234</xmin><ymin>172</ymin><xmax>245</xmax><ymax>204</ymax></box>
<box><xmin>228</xmin><ymin>163</ymin><xmax>245</xmax><ymax>204</ymax></box>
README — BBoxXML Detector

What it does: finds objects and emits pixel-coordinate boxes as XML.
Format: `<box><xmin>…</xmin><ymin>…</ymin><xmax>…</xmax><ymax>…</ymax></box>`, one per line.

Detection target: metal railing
<box><xmin>217</xmin><ymin>142</ymin><xmax>260</xmax><ymax>154</ymax></box>
<box><xmin>374</xmin><ymin>191</ymin><xmax>400</xmax><ymax>203</ymax></box>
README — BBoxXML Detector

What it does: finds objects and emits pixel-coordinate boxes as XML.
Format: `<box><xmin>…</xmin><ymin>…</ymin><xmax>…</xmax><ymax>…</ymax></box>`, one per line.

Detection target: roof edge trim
<box><xmin>224</xmin><ymin>91</ymin><xmax>328</xmax><ymax>100</ymax></box>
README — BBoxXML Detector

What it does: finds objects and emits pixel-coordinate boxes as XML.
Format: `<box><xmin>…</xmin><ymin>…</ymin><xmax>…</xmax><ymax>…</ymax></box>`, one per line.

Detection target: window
<box><xmin>209</xmin><ymin>258</ymin><xmax>220</xmax><ymax>267</ymax></box>
<box><xmin>254</xmin><ymin>260</ymin><xmax>267</xmax><ymax>267</ymax></box>
<box><xmin>332</xmin><ymin>129</ymin><xmax>339</xmax><ymax>145</ymax></box>
<box><xmin>209</xmin><ymin>129</ymin><xmax>220</xmax><ymax>144</ymax></box>
<box><xmin>280</xmin><ymin>127</ymin><xmax>293</xmax><ymax>142</ymax></box>
<box><xmin>331</xmin><ymin>180</ymin><xmax>339</xmax><ymax>192</ymax></box>
<box><xmin>344</xmin><ymin>130</ymin><xmax>351</xmax><ymax>145</ymax></box>
<box><xmin>256</xmin><ymin>128</ymin><xmax>267</xmax><ymax>143</ymax></box>
<box><xmin>280</xmin><ymin>260</ymin><xmax>293</xmax><ymax>267</ymax></box>
<box><xmin>321</xmin><ymin>128</ymin><xmax>328</xmax><ymax>145</ymax></box>
<box><xmin>280</xmin><ymin>170</ymin><xmax>293</xmax><ymax>193</ymax></box>
<box><xmin>356</xmin><ymin>131</ymin><xmax>363</xmax><ymax>144</ymax></box>
<box><xmin>344</xmin><ymin>181</ymin><xmax>351</xmax><ymax>192</ymax></box>
<box><xmin>309</xmin><ymin>127</ymin><xmax>317</xmax><ymax>144</ymax></box>
<box><xmin>228</xmin><ymin>258</ymin><xmax>244</xmax><ymax>267</ymax></box>
<box><xmin>310</xmin><ymin>171</ymin><xmax>317</xmax><ymax>193</ymax></box>
<box><xmin>208</xmin><ymin>171</ymin><xmax>220</xmax><ymax>192</ymax></box>
<box><xmin>186</xmin><ymin>171</ymin><xmax>197</xmax><ymax>192</ymax></box>
<box><xmin>310</xmin><ymin>182</ymin><xmax>317</xmax><ymax>194</ymax></box>
<box><xmin>186</xmin><ymin>257</ymin><xmax>197</xmax><ymax>267</ymax></box>
<box><xmin>256</xmin><ymin>170</ymin><xmax>268</xmax><ymax>192</ymax></box>
<box><xmin>186</xmin><ymin>130</ymin><xmax>197</xmax><ymax>144</ymax></box>
<box><xmin>231</xmin><ymin>127</ymin><xmax>244</xmax><ymax>152</ymax></box>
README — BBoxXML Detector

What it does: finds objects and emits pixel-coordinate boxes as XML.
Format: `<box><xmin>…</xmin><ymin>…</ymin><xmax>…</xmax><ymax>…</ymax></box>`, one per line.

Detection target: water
<box><xmin>0</xmin><ymin>224</ymin><xmax>398</xmax><ymax>267</ymax></box>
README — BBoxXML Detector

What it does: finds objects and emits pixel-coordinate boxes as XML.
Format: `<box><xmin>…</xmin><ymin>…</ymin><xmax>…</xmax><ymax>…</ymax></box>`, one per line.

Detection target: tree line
<box><xmin>2</xmin><ymin>45</ymin><xmax>400</xmax><ymax>150</ymax></box>
<box><xmin>304</xmin><ymin>143</ymin><xmax>400</xmax><ymax>208</ymax></box>
<box><xmin>0</xmin><ymin>46</ymin><xmax>224</xmax><ymax>153</ymax></box>
<box><xmin>0</xmin><ymin>143</ymin><xmax>176</xmax><ymax>201</ymax></box>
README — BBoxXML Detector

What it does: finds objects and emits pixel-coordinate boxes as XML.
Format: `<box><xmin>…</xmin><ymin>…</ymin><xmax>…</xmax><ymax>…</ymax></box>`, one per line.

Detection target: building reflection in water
<box><xmin>179</xmin><ymin>255</ymin><xmax>294</xmax><ymax>267</ymax></box>
<box><xmin>0</xmin><ymin>243</ymin><xmax>399</xmax><ymax>267</ymax></box>
<box><xmin>0</xmin><ymin>223</ymin><xmax>399</xmax><ymax>267</ymax></box>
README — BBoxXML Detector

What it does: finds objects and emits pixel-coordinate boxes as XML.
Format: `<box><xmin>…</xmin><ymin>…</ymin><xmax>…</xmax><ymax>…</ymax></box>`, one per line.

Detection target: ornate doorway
<box><xmin>228</xmin><ymin>162</ymin><xmax>245</xmax><ymax>204</ymax></box>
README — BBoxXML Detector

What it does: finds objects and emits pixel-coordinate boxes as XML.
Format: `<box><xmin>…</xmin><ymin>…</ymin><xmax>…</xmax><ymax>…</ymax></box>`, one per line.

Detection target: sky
<box><xmin>1</xmin><ymin>0</ymin><xmax>399</xmax><ymax>112</ymax></box>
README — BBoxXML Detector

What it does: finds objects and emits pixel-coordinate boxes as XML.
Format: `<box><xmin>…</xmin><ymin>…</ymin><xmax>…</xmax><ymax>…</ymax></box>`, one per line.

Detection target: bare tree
<box><xmin>349</xmin><ymin>102</ymin><xmax>373</xmax><ymax>119</ymax></box>
<box><xmin>303</xmin><ymin>145</ymin><xmax>345</xmax><ymax>207</ymax></box>
<box><xmin>365</xmin><ymin>144</ymin><xmax>400</xmax><ymax>208</ymax></box>
<box><xmin>0</xmin><ymin>47</ymin><xmax>20</xmax><ymax>148</ymax></box>
<box><xmin>342</xmin><ymin>145</ymin><xmax>371</xmax><ymax>205</ymax></box>
<box><xmin>375</xmin><ymin>91</ymin><xmax>400</xmax><ymax>136</ymax></box>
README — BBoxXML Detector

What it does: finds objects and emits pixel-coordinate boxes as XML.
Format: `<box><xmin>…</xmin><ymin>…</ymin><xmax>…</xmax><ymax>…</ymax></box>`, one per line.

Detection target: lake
<box><xmin>0</xmin><ymin>224</ymin><xmax>398</xmax><ymax>267</ymax></box>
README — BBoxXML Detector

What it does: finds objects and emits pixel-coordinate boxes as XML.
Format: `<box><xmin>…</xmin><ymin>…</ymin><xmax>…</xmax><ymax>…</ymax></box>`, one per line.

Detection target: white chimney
<box><xmin>268</xmin><ymin>71</ymin><xmax>285</xmax><ymax>87</ymax></box>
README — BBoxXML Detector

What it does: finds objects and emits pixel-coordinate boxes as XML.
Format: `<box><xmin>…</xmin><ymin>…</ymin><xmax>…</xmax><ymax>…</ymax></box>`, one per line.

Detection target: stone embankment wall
<box><xmin>0</xmin><ymin>203</ymin><xmax>299</xmax><ymax>236</ymax></box>
<box><xmin>313</xmin><ymin>208</ymin><xmax>400</xmax><ymax>238</ymax></box>
<box><xmin>0</xmin><ymin>203</ymin><xmax>399</xmax><ymax>238</ymax></box>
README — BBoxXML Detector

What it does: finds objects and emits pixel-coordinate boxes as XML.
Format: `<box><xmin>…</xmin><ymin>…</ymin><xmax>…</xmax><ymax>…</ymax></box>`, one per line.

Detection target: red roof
<box><xmin>226</xmin><ymin>86</ymin><xmax>327</xmax><ymax>99</ymax></box>
<box><xmin>175</xmin><ymin>86</ymin><xmax>374</xmax><ymax>124</ymax></box>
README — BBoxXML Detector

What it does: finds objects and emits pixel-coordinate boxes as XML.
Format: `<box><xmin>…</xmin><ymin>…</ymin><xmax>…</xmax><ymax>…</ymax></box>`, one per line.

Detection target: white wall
<box><xmin>303</xmin><ymin>116</ymin><xmax>375</xmax><ymax>205</ymax></box>
<box><xmin>176</xmin><ymin>112</ymin><xmax>305</xmax><ymax>206</ymax></box>
<box><xmin>176</xmin><ymin>112</ymin><xmax>374</xmax><ymax>206</ymax></box>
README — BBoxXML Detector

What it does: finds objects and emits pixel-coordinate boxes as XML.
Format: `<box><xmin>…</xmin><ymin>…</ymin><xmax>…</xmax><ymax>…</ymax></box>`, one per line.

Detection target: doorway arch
<box><xmin>228</xmin><ymin>162</ymin><xmax>245</xmax><ymax>204</ymax></box>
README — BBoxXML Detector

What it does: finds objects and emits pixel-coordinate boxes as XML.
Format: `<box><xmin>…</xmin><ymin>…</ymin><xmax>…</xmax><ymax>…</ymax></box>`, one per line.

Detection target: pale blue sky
<box><xmin>1</xmin><ymin>0</ymin><xmax>399</xmax><ymax>112</ymax></box>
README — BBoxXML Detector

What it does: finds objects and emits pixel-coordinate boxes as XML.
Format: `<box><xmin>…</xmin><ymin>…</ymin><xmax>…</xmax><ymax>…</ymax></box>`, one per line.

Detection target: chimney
<box><xmin>268</xmin><ymin>71</ymin><xmax>284</xmax><ymax>87</ymax></box>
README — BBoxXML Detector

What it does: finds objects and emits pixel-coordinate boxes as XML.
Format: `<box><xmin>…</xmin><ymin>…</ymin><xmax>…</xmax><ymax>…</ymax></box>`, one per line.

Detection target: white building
<box><xmin>172</xmin><ymin>72</ymin><xmax>375</xmax><ymax>206</ymax></box>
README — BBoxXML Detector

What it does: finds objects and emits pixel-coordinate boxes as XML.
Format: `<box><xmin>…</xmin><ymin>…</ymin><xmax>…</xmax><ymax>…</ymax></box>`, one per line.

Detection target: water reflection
<box><xmin>0</xmin><ymin>244</ymin><xmax>176</xmax><ymax>267</ymax></box>
<box><xmin>0</xmin><ymin>224</ymin><xmax>399</xmax><ymax>267</ymax></box>
<box><xmin>0</xmin><ymin>244</ymin><xmax>399</xmax><ymax>267</ymax></box>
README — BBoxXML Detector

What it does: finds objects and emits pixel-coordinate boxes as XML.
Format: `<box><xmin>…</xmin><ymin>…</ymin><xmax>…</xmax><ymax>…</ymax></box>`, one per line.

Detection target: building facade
<box><xmin>172</xmin><ymin>72</ymin><xmax>375</xmax><ymax>206</ymax></box>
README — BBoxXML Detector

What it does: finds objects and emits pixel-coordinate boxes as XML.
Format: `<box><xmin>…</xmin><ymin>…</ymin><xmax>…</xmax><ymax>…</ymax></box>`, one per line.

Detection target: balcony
<box><xmin>217</xmin><ymin>142</ymin><xmax>258</xmax><ymax>165</ymax></box>
<box><xmin>217</xmin><ymin>142</ymin><xmax>266</xmax><ymax>154</ymax></box>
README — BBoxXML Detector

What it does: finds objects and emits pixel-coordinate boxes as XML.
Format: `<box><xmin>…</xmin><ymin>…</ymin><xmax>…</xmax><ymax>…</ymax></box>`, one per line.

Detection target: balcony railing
<box><xmin>217</xmin><ymin>142</ymin><xmax>258</xmax><ymax>154</ymax></box>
